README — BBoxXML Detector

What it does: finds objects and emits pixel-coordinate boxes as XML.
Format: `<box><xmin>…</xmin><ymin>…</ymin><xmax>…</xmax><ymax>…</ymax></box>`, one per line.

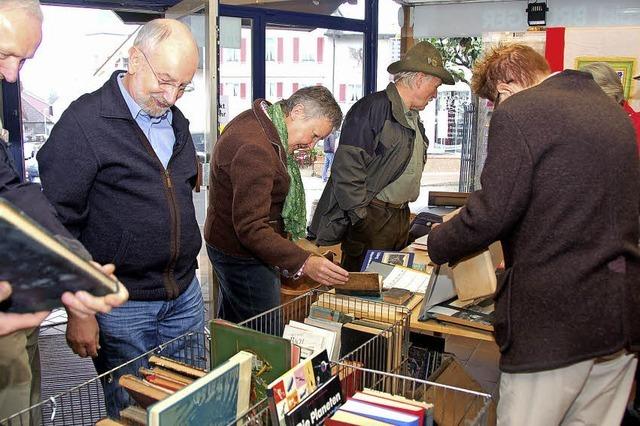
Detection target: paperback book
<box><xmin>267</xmin><ymin>350</ymin><xmax>332</xmax><ymax>425</ymax></box>
<box><xmin>283</xmin><ymin>375</ymin><xmax>343</xmax><ymax>426</ymax></box>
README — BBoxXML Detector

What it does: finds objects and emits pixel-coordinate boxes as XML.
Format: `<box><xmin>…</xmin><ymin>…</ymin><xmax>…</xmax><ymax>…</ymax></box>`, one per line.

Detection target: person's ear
<box><xmin>497</xmin><ymin>81</ymin><xmax>526</xmax><ymax>99</ymax></box>
<box><xmin>127</xmin><ymin>47</ymin><xmax>141</xmax><ymax>74</ymax></box>
<box><xmin>290</xmin><ymin>103</ymin><xmax>305</xmax><ymax>121</ymax></box>
<box><xmin>495</xmin><ymin>82</ymin><xmax>513</xmax><ymax>98</ymax></box>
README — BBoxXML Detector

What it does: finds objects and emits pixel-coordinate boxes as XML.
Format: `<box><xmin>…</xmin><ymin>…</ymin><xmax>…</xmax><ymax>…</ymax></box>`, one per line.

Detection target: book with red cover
<box><xmin>351</xmin><ymin>392</ymin><xmax>425</xmax><ymax>426</ymax></box>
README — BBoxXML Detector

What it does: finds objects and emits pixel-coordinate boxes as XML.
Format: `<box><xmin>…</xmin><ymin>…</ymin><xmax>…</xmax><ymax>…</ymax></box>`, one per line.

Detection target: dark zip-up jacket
<box><xmin>0</xmin><ymin>140</ymin><xmax>71</xmax><ymax>238</ymax></box>
<box><xmin>0</xmin><ymin>141</ymin><xmax>91</xmax><ymax>260</ymax></box>
<box><xmin>38</xmin><ymin>71</ymin><xmax>201</xmax><ymax>301</ymax></box>
<box><xmin>309</xmin><ymin>83</ymin><xmax>428</xmax><ymax>245</ymax></box>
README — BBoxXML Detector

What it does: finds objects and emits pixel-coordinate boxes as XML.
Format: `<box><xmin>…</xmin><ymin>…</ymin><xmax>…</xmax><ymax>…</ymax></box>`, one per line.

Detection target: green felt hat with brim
<box><xmin>387</xmin><ymin>41</ymin><xmax>455</xmax><ymax>85</ymax></box>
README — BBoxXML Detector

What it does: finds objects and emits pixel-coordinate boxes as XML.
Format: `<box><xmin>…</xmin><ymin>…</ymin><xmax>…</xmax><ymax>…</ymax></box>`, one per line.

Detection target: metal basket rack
<box><xmin>1</xmin><ymin>289</ymin><xmax>489</xmax><ymax>426</ymax></box>
<box><xmin>229</xmin><ymin>358</ymin><xmax>492</xmax><ymax>426</ymax></box>
<box><xmin>330</xmin><ymin>363</ymin><xmax>492</xmax><ymax>426</ymax></box>
<box><xmin>1</xmin><ymin>331</ymin><xmax>209</xmax><ymax>426</ymax></box>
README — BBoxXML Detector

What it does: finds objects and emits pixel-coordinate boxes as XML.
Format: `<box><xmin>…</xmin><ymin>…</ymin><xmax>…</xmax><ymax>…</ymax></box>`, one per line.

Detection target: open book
<box><xmin>418</xmin><ymin>265</ymin><xmax>494</xmax><ymax>331</ymax></box>
<box><xmin>0</xmin><ymin>199</ymin><xmax>119</xmax><ymax>313</ymax></box>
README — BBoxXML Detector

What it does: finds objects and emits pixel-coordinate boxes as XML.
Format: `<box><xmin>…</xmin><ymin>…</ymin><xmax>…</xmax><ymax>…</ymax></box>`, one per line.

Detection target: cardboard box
<box><xmin>425</xmin><ymin>357</ymin><xmax>496</xmax><ymax>426</ymax></box>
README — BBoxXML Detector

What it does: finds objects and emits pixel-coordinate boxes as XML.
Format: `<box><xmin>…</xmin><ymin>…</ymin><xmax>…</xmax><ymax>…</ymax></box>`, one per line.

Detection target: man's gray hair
<box><xmin>0</xmin><ymin>0</ymin><xmax>43</xmax><ymax>21</ymax></box>
<box><xmin>580</xmin><ymin>62</ymin><xmax>624</xmax><ymax>105</ymax></box>
<box><xmin>394</xmin><ymin>71</ymin><xmax>425</xmax><ymax>88</ymax></box>
<box><xmin>133</xmin><ymin>19</ymin><xmax>174</xmax><ymax>53</ymax></box>
<box><xmin>281</xmin><ymin>86</ymin><xmax>343</xmax><ymax>131</ymax></box>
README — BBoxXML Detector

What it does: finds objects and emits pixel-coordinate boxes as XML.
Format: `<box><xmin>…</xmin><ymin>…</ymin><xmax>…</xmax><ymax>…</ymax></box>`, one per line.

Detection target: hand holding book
<box><xmin>61</xmin><ymin>262</ymin><xmax>129</xmax><ymax>319</ymax></box>
<box><xmin>0</xmin><ymin>199</ymin><xmax>129</xmax><ymax>325</ymax></box>
<box><xmin>0</xmin><ymin>261</ymin><xmax>129</xmax><ymax>337</ymax></box>
<box><xmin>303</xmin><ymin>255</ymin><xmax>349</xmax><ymax>286</ymax></box>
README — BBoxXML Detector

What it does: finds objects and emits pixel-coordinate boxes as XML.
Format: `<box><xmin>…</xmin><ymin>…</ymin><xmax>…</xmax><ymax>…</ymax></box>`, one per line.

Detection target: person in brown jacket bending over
<box><xmin>204</xmin><ymin>86</ymin><xmax>348</xmax><ymax>323</ymax></box>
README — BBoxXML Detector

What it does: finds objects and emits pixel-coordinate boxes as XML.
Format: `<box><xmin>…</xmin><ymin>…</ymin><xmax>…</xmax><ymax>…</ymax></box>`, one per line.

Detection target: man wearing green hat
<box><xmin>309</xmin><ymin>41</ymin><xmax>454</xmax><ymax>271</ymax></box>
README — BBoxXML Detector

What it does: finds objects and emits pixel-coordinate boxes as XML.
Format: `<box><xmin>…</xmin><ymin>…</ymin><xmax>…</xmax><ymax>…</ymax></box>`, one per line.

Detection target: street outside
<box><xmin>300</xmin><ymin>154</ymin><xmax>461</xmax><ymax>222</ymax></box>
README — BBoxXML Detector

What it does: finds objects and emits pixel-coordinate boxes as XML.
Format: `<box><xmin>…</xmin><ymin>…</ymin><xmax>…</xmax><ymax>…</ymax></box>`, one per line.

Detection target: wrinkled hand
<box><xmin>0</xmin><ymin>281</ymin><xmax>50</xmax><ymax>336</ymax></box>
<box><xmin>66</xmin><ymin>313</ymin><xmax>100</xmax><ymax>358</ymax></box>
<box><xmin>61</xmin><ymin>263</ymin><xmax>129</xmax><ymax>319</ymax></box>
<box><xmin>304</xmin><ymin>256</ymin><xmax>349</xmax><ymax>286</ymax></box>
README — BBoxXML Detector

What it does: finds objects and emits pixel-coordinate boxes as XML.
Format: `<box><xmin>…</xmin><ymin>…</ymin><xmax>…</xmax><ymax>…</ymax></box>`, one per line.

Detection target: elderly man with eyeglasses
<box><xmin>38</xmin><ymin>19</ymin><xmax>204</xmax><ymax>416</ymax></box>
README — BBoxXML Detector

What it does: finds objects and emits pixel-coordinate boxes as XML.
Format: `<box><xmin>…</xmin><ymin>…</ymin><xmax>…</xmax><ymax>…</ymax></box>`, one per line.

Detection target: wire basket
<box><xmin>1</xmin><ymin>289</ymin><xmax>411</xmax><ymax>425</ymax></box>
<box><xmin>240</xmin><ymin>289</ymin><xmax>411</xmax><ymax>374</ymax></box>
<box><xmin>1</xmin><ymin>331</ymin><xmax>209</xmax><ymax>426</ymax></box>
<box><xmin>226</xmin><ymin>360</ymin><xmax>493</xmax><ymax>426</ymax></box>
<box><xmin>330</xmin><ymin>362</ymin><xmax>492</xmax><ymax>426</ymax></box>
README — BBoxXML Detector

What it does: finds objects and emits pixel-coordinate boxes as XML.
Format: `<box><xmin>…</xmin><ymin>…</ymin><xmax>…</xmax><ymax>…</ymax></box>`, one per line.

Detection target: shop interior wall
<box><xmin>411</xmin><ymin>0</ymin><xmax>640</xmax><ymax>38</ymax></box>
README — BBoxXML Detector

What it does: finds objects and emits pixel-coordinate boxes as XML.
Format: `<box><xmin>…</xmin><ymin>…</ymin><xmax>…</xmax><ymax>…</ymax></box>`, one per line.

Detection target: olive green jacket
<box><xmin>309</xmin><ymin>83</ymin><xmax>428</xmax><ymax>245</ymax></box>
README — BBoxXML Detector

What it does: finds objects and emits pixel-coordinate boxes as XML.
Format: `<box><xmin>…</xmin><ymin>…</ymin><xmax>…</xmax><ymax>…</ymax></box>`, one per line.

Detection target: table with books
<box><xmin>356</xmin><ymin>244</ymin><xmax>496</xmax><ymax>343</ymax></box>
<box><xmin>291</xmin><ymin>239</ymin><xmax>496</xmax><ymax>342</ymax></box>
<box><xmin>2</xmin><ymin>285</ymin><xmax>493</xmax><ymax>426</ymax></box>
<box><xmin>403</xmin><ymin>247</ymin><xmax>496</xmax><ymax>342</ymax></box>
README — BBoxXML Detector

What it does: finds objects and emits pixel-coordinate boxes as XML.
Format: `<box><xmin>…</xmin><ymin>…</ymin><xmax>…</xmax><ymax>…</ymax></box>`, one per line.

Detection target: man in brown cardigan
<box><xmin>427</xmin><ymin>44</ymin><xmax>640</xmax><ymax>424</ymax></box>
<box><xmin>205</xmin><ymin>87</ymin><xmax>348</xmax><ymax>323</ymax></box>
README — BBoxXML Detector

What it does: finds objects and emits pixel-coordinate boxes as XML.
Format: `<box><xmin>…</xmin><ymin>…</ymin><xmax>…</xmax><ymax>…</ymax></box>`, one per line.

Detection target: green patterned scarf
<box><xmin>266</xmin><ymin>102</ymin><xmax>307</xmax><ymax>240</ymax></box>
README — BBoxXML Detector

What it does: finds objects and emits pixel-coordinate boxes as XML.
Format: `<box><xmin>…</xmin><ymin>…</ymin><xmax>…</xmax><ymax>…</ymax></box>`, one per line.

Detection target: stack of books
<box><xmin>96</xmin><ymin>352</ymin><xmax>253</xmax><ymax>426</ymax></box>
<box><xmin>326</xmin><ymin>389</ymin><xmax>434</xmax><ymax>426</ymax></box>
<box><xmin>281</xmin><ymin>303</ymin><xmax>402</xmax><ymax>374</ymax></box>
<box><xmin>267</xmin><ymin>350</ymin><xmax>340</xmax><ymax>425</ymax></box>
<box><xmin>360</xmin><ymin>249</ymin><xmax>432</xmax><ymax>297</ymax></box>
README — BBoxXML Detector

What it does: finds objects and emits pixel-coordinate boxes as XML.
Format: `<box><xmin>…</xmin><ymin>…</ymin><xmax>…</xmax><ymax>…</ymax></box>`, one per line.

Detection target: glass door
<box><xmin>264</xmin><ymin>25</ymin><xmax>364</xmax><ymax>222</ymax></box>
<box><xmin>167</xmin><ymin>0</ymin><xmax>217</xmax><ymax>319</ymax></box>
<box><xmin>219</xmin><ymin>17</ymin><xmax>253</xmax><ymax>127</ymax></box>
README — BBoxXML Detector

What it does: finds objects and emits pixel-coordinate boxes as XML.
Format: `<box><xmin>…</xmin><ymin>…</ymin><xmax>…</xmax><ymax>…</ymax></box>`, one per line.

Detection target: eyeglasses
<box><xmin>136</xmin><ymin>48</ymin><xmax>195</xmax><ymax>94</ymax></box>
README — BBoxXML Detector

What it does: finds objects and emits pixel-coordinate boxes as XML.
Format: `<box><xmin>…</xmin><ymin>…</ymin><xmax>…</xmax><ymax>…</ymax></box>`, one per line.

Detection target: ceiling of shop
<box><xmin>42</xmin><ymin>0</ymin><xmax>354</xmax><ymax>23</ymax></box>
<box><xmin>397</xmin><ymin>0</ymin><xmax>525</xmax><ymax>5</ymax></box>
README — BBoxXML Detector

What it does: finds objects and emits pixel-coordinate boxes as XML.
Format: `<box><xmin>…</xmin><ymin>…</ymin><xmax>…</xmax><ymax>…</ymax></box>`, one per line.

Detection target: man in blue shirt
<box><xmin>0</xmin><ymin>0</ymin><xmax>129</xmax><ymax>420</ymax></box>
<box><xmin>38</xmin><ymin>18</ymin><xmax>203</xmax><ymax>416</ymax></box>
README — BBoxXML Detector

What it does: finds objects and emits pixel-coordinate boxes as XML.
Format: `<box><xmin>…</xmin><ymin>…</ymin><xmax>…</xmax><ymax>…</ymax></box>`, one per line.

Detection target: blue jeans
<box><xmin>93</xmin><ymin>275</ymin><xmax>205</xmax><ymax>417</ymax></box>
<box><xmin>322</xmin><ymin>152</ymin><xmax>334</xmax><ymax>182</ymax></box>
<box><xmin>207</xmin><ymin>244</ymin><xmax>281</xmax><ymax>324</ymax></box>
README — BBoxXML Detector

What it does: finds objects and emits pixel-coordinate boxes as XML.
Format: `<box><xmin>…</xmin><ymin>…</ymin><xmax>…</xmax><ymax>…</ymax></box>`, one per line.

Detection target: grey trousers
<box><xmin>498</xmin><ymin>351</ymin><xmax>637</xmax><ymax>426</ymax></box>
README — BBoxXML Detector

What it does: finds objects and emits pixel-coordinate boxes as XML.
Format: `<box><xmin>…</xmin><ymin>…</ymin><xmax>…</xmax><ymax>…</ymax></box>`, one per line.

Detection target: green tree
<box><xmin>421</xmin><ymin>37</ymin><xmax>483</xmax><ymax>84</ymax></box>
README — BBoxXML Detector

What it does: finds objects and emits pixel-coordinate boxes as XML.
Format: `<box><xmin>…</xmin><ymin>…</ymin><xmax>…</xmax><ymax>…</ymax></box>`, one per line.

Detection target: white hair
<box><xmin>0</xmin><ymin>0</ymin><xmax>43</xmax><ymax>21</ymax></box>
<box><xmin>133</xmin><ymin>19</ymin><xmax>172</xmax><ymax>52</ymax></box>
<box><xmin>580</xmin><ymin>62</ymin><xmax>624</xmax><ymax>105</ymax></box>
<box><xmin>394</xmin><ymin>71</ymin><xmax>431</xmax><ymax>89</ymax></box>
<box><xmin>133</xmin><ymin>19</ymin><xmax>196</xmax><ymax>54</ymax></box>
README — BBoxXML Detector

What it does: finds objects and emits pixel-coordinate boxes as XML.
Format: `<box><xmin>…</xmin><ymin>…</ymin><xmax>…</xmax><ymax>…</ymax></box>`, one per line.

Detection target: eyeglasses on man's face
<box><xmin>136</xmin><ymin>48</ymin><xmax>195</xmax><ymax>94</ymax></box>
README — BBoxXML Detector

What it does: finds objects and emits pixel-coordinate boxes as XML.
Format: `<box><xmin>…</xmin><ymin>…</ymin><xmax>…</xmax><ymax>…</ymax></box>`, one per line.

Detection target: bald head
<box><xmin>133</xmin><ymin>19</ymin><xmax>198</xmax><ymax>63</ymax></box>
<box><xmin>124</xmin><ymin>18</ymin><xmax>199</xmax><ymax>117</ymax></box>
<box><xmin>0</xmin><ymin>0</ymin><xmax>43</xmax><ymax>20</ymax></box>
<box><xmin>0</xmin><ymin>0</ymin><xmax>43</xmax><ymax>82</ymax></box>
